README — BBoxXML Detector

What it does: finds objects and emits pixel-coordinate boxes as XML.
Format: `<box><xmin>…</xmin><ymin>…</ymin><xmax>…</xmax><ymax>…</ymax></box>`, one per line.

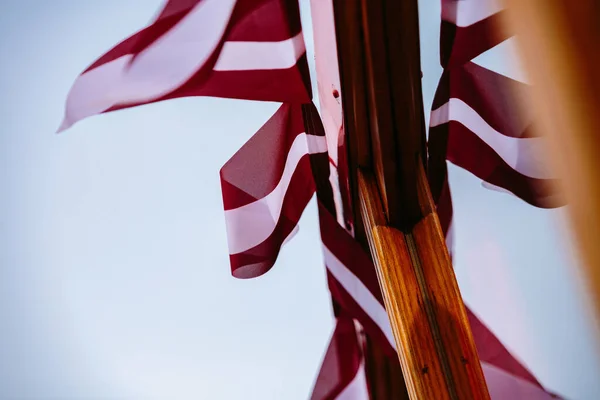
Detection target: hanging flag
<box><xmin>220</xmin><ymin>103</ymin><xmax>327</xmax><ymax>278</ymax></box>
<box><xmin>427</xmin><ymin>0</ymin><xmax>563</xmax><ymax>398</ymax></box>
<box><xmin>318</xmin><ymin>202</ymin><xmax>396</xmax><ymax>358</ymax></box>
<box><xmin>439</xmin><ymin>0</ymin><xmax>511</xmax><ymax>69</ymax></box>
<box><xmin>302</xmin><ymin>95</ymin><xmax>406</xmax><ymax>397</ymax></box>
<box><xmin>58</xmin><ymin>0</ymin><xmax>311</xmax><ymax>132</ymax></box>
<box><xmin>428</xmin><ymin>0</ymin><xmax>566</xmax><ymax>258</ymax></box>
<box><xmin>59</xmin><ymin>0</ymin><xmax>563</xmax><ymax>398</ymax></box>
<box><xmin>429</xmin><ymin>62</ymin><xmax>564</xmax><ymax>209</ymax></box>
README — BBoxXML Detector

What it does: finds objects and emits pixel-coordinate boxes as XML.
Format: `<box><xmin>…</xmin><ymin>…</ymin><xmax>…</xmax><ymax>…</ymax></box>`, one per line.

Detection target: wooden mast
<box><xmin>328</xmin><ymin>0</ymin><xmax>490</xmax><ymax>398</ymax></box>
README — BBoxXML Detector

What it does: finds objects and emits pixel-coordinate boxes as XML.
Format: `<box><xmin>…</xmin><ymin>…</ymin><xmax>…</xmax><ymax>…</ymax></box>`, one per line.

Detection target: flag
<box><xmin>220</xmin><ymin>102</ymin><xmax>327</xmax><ymax>278</ymax></box>
<box><xmin>429</xmin><ymin>0</ymin><xmax>565</xmax><ymax>215</ymax></box>
<box><xmin>428</xmin><ymin>0</ymin><xmax>566</xmax><ymax>257</ymax></box>
<box><xmin>59</xmin><ymin>0</ymin><xmax>561</xmax><ymax>398</ymax></box>
<box><xmin>439</xmin><ymin>0</ymin><xmax>511</xmax><ymax>69</ymax></box>
<box><xmin>427</xmin><ymin>0</ymin><xmax>562</xmax><ymax>398</ymax></box>
<box><xmin>220</xmin><ymin>99</ymin><xmax>384</xmax><ymax>398</ymax></box>
<box><xmin>429</xmin><ymin>62</ymin><xmax>564</xmax><ymax>209</ymax></box>
<box><xmin>303</xmin><ymin>95</ymin><xmax>403</xmax><ymax>398</ymax></box>
<box><xmin>58</xmin><ymin>0</ymin><xmax>311</xmax><ymax>132</ymax></box>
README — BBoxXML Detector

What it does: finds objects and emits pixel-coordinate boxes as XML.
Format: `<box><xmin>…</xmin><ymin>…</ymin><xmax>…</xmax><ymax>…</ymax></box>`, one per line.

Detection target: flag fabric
<box><xmin>428</xmin><ymin>0</ymin><xmax>565</xmax><ymax>226</ymax></box>
<box><xmin>439</xmin><ymin>0</ymin><xmax>510</xmax><ymax>69</ymax></box>
<box><xmin>60</xmin><ymin>0</ymin><xmax>562</xmax><ymax>398</ymax></box>
<box><xmin>427</xmin><ymin>0</ymin><xmax>562</xmax><ymax>398</ymax></box>
<box><xmin>58</xmin><ymin>0</ymin><xmax>311</xmax><ymax>132</ymax></box>
<box><xmin>318</xmin><ymin>203</ymin><xmax>397</xmax><ymax>359</ymax></box>
<box><xmin>60</xmin><ymin>0</ymin><xmax>371</xmax><ymax>395</ymax></box>
<box><xmin>428</xmin><ymin>0</ymin><xmax>565</xmax><ymax>258</ymax></box>
<box><xmin>309</xmin><ymin>313</ymin><xmax>369</xmax><ymax>400</ymax></box>
<box><xmin>220</xmin><ymin>103</ymin><xmax>327</xmax><ymax>278</ymax></box>
<box><xmin>429</xmin><ymin>62</ymin><xmax>564</xmax><ymax>209</ymax></box>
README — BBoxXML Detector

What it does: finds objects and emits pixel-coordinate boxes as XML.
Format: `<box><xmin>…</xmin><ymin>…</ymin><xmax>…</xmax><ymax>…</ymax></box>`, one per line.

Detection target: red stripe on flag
<box><xmin>433</xmin><ymin>63</ymin><xmax>537</xmax><ymax>139</ymax></box>
<box><xmin>440</xmin><ymin>12</ymin><xmax>510</xmax><ymax>69</ymax></box>
<box><xmin>220</xmin><ymin>103</ymin><xmax>307</xmax><ymax>210</ymax></box>
<box><xmin>227</xmin><ymin>157</ymin><xmax>315</xmax><ymax>278</ymax></box>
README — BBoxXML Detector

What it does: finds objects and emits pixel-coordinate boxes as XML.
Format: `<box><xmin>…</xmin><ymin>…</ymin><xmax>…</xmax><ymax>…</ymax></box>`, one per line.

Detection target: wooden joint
<box><xmin>358</xmin><ymin>168</ymin><xmax>490</xmax><ymax>400</ymax></box>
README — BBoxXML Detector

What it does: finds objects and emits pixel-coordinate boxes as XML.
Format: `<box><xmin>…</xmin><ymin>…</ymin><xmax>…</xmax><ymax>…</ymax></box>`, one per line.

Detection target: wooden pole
<box><xmin>502</xmin><ymin>0</ymin><xmax>600</xmax><ymax>329</ymax></box>
<box><xmin>358</xmin><ymin>167</ymin><xmax>489</xmax><ymax>400</ymax></box>
<box><xmin>309</xmin><ymin>0</ymin><xmax>408</xmax><ymax>397</ymax></box>
<box><xmin>331</xmin><ymin>0</ymin><xmax>491</xmax><ymax>398</ymax></box>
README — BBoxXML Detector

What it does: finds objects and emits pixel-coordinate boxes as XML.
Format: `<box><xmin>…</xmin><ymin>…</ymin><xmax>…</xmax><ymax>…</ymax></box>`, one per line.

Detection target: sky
<box><xmin>1</xmin><ymin>1</ymin><xmax>599</xmax><ymax>399</ymax></box>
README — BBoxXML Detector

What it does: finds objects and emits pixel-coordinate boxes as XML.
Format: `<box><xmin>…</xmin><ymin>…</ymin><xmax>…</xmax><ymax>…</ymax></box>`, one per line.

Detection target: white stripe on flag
<box><xmin>336</xmin><ymin>360</ymin><xmax>369</xmax><ymax>400</ymax></box>
<box><xmin>59</xmin><ymin>56</ymin><xmax>130</xmax><ymax>131</ymax></box>
<box><xmin>115</xmin><ymin>0</ymin><xmax>236</xmax><ymax>101</ymax></box>
<box><xmin>224</xmin><ymin>134</ymin><xmax>327</xmax><ymax>254</ymax></box>
<box><xmin>323</xmin><ymin>245</ymin><xmax>397</xmax><ymax>351</ymax></box>
<box><xmin>59</xmin><ymin>0</ymin><xmax>237</xmax><ymax>131</ymax></box>
<box><xmin>214</xmin><ymin>32</ymin><xmax>306</xmax><ymax>71</ymax></box>
<box><xmin>441</xmin><ymin>0</ymin><xmax>504</xmax><ymax>27</ymax></box>
<box><xmin>431</xmin><ymin>98</ymin><xmax>551</xmax><ymax>179</ymax></box>
<box><xmin>328</xmin><ymin>164</ymin><xmax>346</xmax><ymax>227</ymax></box>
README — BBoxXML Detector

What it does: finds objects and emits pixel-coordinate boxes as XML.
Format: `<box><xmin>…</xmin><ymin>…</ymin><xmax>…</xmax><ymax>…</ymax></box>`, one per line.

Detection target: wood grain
<box><xmin>328</xmin><ymin>0</ymin><xmax>415</xmax><ymax>396</ymax></box>
<box><xmin>359</xmin><ymin>169</ymin><xmax>490</xmax><ymax>400</ymax></box>
<box><xmin>329</xmin><ymin>0</ymin><xmax>490</xmax><ymax>397</ymax></box>
<box><xmin>412</xmin><ymin>215</ymin><xmax>490</xmax><ymax>400</ymax></box>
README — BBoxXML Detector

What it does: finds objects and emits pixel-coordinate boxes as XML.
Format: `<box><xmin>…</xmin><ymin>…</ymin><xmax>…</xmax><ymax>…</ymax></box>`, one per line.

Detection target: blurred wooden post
<box><xmin>503</xmin><ymin>0</ymin><xmax>600</xmax><ymax>327</ymax></box>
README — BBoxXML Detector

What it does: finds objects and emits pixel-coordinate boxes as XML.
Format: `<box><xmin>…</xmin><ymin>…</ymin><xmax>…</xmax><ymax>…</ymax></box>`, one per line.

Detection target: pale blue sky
<box><xmin>1</xmin><ymin>1</ymin><xmax>598</xmax><ymax>399</ymax></box>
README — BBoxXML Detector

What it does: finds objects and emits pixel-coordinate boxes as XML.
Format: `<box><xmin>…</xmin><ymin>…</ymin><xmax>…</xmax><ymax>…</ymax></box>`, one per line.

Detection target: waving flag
<box><xmin>60</xmin><ymin>0</ymin><xmax>563</xmax><ymax>398</ymax></box>
<box><xmin>59</xmin><ymin>0</ymin><xmax>311</xmax><ymax>132</ymax></box>
<box><xmin>428</xmin><ymin>0</ymin><xmax>566</xmax><ymax>254</ymax></box>
<box><xmin>429</xmin><ymin>62</ymin><xmax>564</xmax><ymax>209</ymax></box>
<box><xmin>220</xmin><ymin>103</ymin><xmax>327</xmax><ymax>278</ymax></box>
<box><xmin>427</xmin><ymin>0</ymin><xmax>562</xmax><ymax>398</ymax></box>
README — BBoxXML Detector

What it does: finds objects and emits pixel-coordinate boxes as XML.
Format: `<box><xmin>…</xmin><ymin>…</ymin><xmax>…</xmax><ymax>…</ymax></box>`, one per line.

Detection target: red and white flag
<box><xmin>310</xmin><ymin>314</ymin><xmax>369</xmax><ymax>400</ymax></box>
<box><xmin>429</xmin><ymin>62</ymin><xmax>563</xmax><ymax>210</ymax></box>
<box><xmin>428</xmin><ymin>0</ymin><xmax>566</xmax><ymax>253</ymax></box>
<box><xmin>59</xmin><ymin>0</ymin><xmax>564</xmax><ymax>398</ymax></box>
<box><xmin>59</xmin><ymin>0</ymin><xmax>311</xmax><ymax>132</ymax></box>
<box><xmin>427</xmin><ymin>0</ymin><xmax>563</xmax><ymax>398</ymax></box>
<box><xmin>220</xmin><ymin>103</ymin><xmax>327</xmax><ymax>278</ymax></box>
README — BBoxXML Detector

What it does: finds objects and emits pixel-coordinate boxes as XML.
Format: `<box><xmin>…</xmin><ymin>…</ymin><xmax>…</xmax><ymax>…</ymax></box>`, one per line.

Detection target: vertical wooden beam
<box><xmin>331</xmin><ymin>0</ymin><xmax>372</xmax><ymax>246</ymax></box>
<box><xmin>358</xmin><ymin>0</ymin><xmax>426</xmax><ymax>228</ymax></box>
<box><xmin>310</xmin><ymin>0</ymin><xmax>410</xmax><ymax>397</ymax></box>
<box><xmin>332</xmin><ymin>0</ymin><xmax>491</xmax><ymax>398</ymax></box>
<box><xmin>358</xmin><ymin>168</ymin><xmax>490</xmax><ymax>400</ymax></box>
<box><xmin>503</xmin><ymin>0</ymin><xmax>600</xmax><ymax>327</ymax></box>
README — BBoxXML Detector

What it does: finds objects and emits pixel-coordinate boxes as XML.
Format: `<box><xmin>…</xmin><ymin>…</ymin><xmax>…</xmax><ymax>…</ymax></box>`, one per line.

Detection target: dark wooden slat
<box><xmin>332</xmin><ymin>0</ymin><xmax>371</xmax><ymax>246</ymax></box>
<box><xmin>356</xmin><ymin>0</ymin><xmax>427</xmax><ymax>228</ymax></box>
<box><xmin>359</xmin><ymin>0</ymin><xmax>402</xmax><ymax>224</ymax></box>
<box><xmin>381</xmin><ymin>0</ymin><xmax>427</xmax><ymax>226</ymax></box>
